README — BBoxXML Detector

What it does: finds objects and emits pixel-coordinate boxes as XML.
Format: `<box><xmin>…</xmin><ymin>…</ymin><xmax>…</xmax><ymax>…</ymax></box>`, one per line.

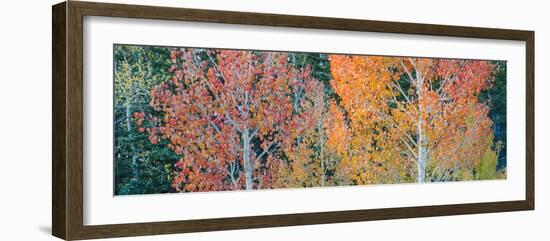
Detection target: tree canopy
<box><xmin>114</xmin><ymin>45</ymin><xmax>506</xmax><ymax>195</ymax></box>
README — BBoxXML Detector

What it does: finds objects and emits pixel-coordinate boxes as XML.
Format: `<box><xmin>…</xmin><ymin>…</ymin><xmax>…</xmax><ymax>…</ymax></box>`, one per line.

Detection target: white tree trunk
<box><xmin>417</xmin><ymin>118</ymin><xmax>427</xmax><ymax>183</ymax></box>
<box><xmin>415</xmin><ymin>63</ymin><xmax>427</xmax><ymax>183</ymax></box>
<box><xmin>242</xmin><ymin>127</ymin><xmax>253</xmax><ymax>190</ymax></box>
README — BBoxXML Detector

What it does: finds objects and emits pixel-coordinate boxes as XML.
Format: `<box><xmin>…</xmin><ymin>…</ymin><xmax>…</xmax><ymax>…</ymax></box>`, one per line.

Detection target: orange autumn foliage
<box><xmin>329</xmin><ymin>55</ymin><xmax>496</xmax><ymax>183</ymax></box>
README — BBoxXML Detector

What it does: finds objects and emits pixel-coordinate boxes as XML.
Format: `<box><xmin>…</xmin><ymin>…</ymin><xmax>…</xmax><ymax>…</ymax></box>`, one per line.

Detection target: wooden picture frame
<box><xmin>52</xmin><ymin>1</ymin><xmax>534</xmax><ymax>240</ymax></box>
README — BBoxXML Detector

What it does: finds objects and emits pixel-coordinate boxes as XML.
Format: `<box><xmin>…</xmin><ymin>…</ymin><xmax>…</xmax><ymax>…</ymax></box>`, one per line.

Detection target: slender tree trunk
<box><xmin>417</xmin><ymin>116</ymin><xmax>427</xmax><ymax>183</ymax></box>
<box><xmin>125</xmin><ymin>103</ymin><xmax>139</xmax><ymax>180</ymax></box>
<box><xmin>242</xmin><ymin>127</ymin><xmax>253</xmax><ymax>190</ymax></box>
<box><xmin>415</xmin><ymin>66</ymin><xmax>427</xmax><ymax>183</ymax></box>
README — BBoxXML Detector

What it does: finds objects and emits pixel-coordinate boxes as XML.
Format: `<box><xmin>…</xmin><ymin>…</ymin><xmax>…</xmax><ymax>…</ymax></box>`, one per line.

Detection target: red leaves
<box><xmin>436</xmin><ymin>59</ymin><xmax>494</xmax><ymax>101</ymax></box>
<box><xmin>175</xmin><ymin>161</ymin><xmax>184</xmax><ymax>170</ymax></box>
<box><xmin>133</xmin><ymin>112</ymin><xmax>145</xmax><ymax>126</ymax></box>
<box><xmin>168</xmin><ymin>118</ymin><xmax>176</xmax><ymax>126</ymax></box>
<box><xmin>141</xmin><ymin>48</ymin><xmax>325</xmax><ymax>192</ymax></box>
<box><xmin>170</xmin><ymin>50</ymin><xmax>178</xmax><ymax>60</ymax></box>
<box><xmin>149</xmin><ymin>135</ymin><xmax>158</xmax><ymax>145</ymax></box>
<box><xmin>168</xmin><ymin>64</ymin><xmax>177</xmax><ymax>73</ymax></box>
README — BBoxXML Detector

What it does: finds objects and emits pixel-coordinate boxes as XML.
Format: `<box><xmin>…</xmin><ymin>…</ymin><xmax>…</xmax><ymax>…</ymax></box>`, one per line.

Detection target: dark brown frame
<box><xmin>52</xmin><ymin>1</ymin><xmax>535</xmax><ymax>240</ymax></box>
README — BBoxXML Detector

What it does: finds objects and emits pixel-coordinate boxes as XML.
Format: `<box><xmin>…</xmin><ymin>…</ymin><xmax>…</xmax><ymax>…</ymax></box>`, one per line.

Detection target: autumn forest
<box><xmin>114</xmin><ymin>45</ymin><xmax>507</xmax><ymax>195</ymax></box>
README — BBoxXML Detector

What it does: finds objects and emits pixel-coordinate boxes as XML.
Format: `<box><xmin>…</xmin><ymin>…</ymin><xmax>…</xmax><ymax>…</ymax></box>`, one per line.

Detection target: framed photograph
<box><xmin>52</xmin><ymin>1</ymin><xmax>534</xmax><ymax>240</ymax></box>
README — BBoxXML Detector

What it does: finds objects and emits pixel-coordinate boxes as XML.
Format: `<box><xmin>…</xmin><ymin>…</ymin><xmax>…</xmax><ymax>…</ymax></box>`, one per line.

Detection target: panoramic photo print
<box><xmin>113</xmin><ymin>44</ymin><xmax>507</xmax><ymax>195</ymax></box>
